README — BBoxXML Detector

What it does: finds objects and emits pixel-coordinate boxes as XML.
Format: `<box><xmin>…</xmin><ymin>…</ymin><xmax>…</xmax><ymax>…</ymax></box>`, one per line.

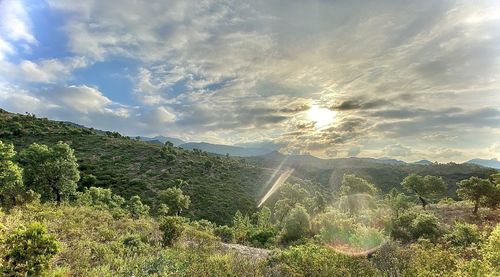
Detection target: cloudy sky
<box><xmin>1</xmin><ymin>0</ymin><xmax>499</xmax><ymax>162</ymax></box>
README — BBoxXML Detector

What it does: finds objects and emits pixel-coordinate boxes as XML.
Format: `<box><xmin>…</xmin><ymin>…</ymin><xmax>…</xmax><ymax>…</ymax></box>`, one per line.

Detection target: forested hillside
<box><xmin>0</xmin><ymin>109</ymin><xmax>269</xmax><ymax>224</ymax></box>
<box><xmin>1</xmin><ymin>109</ymin><xmax>495</xmax><ymax>224</ymax></box>
<box><xmin>251</xmin><ymin>151</ymin><xmax>496</xmax><ymax>199</ymax></box>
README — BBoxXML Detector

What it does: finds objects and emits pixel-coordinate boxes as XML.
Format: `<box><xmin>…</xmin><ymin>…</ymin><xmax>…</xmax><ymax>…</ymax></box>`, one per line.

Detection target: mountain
<box><xmin>179</xmin><ymin>142</ymin><xmax>273</xmax><ymax>157</ymax></box>
<box><xmin>414</xmin><ymin>159</ymin><xmax>433</xmax><ymax>165</ymax></box>
<box><xmin>139</xmin><ymin>136</ymin><xmax>185</xmax><ymax>146</ymax></box>
<box><xmin>466</xmin><ymin>158</ymin><xmax>500</xmax><ymax>169</ymax></box>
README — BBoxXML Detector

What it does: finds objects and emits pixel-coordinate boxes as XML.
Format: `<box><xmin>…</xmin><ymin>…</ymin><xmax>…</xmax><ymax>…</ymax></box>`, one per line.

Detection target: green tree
<box><xmin>127</xmin><ymin>195</ymin><xmax>150</xmax><ymax>218</ymax></box>
<box><xmin>312</xmin><ymin>191</ymin><xmax>327</xmax><ymax>214</ymax></box>
<box><xmin>282</xmin><ymin>204</ymin><xmax>310</xmax><ymax>242</ymax></box>
<box><xmin>232</xmin><ymin>210</ymin><xmax>252</xmax><ymax>242</ymax></box>
<box><xmin>402</xmin><ymin>174</ymin><xmax>446</xmax><ymax>209</ymax></box>
<box><xmin>2</xmin><ymin>222</ymin><xmax>59</xmax><ymax>276</ymax></box>
<box><xmin>256</xmin><ymin>207</ymin><xmax>272</xmax><ymax>229</ymax></box>
<box><xmin>385</xmin><ymin>188</ymin><xmax>412</xmax><ymax>217</ymax></box>
<box><xmin>158</xmin><ymin>187</ymin><xmax>191</xmax><ymax>215</ymax></box>
<box><xmin>340</xmin><ymin>174</ymin><xmax>377</xmax><ymax>196</ymax></box>
<box><xmin>483</xmin><ymin>173</ymin><xmax>500</xmax><ymax>210</ymax></box>
<box><xmin>457</xmin><ymin>176</ymin><xmax>496</xmax><ymax>214</ymax></box>
<box><xmin>273</xmin><ymin>183</ymin><xmax>310</xmax><ymax>222</ymax></box>
<box><xmin>0</xmin><ymin>141</ymin><xmax>24</xmax><ymax>207</ymax></box>
<box><xmin>76</xmin><ymin>186</ymin><xmax>125</xmax><ymax>210</ymax></box>
<box><xmin>20</xmin><ymin>142</ymin><xmax>80</xmax><ymax>203</ymax></box>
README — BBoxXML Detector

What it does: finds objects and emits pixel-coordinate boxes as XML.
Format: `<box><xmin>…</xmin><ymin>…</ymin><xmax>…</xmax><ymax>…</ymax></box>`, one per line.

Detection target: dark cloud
<box><xmin>331</xmin><ymin>99</ymin><xmax>390</xmax><ymax>111</ymax></box>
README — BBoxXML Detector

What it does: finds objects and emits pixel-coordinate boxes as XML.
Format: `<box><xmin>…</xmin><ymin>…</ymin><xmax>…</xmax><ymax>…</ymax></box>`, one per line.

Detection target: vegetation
<box><xmin>0</xmin><ymin>110</ymin><xmax>499</xmax><ymax>276</ymax></box>
<box><xmin>457</xmin><ymin>176</ymin><xmax>497</xmax><ymax>214</ymax></box>
<box><xmin>402</xmin><ymin>174</ymin><xmax>447</xmax><ymax>209</ymax></box>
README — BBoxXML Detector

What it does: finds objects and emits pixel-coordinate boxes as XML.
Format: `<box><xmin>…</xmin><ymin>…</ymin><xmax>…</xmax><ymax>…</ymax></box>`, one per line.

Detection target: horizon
<box><xmin>1</xmin><ymin>0</ymin><xmax>499</xmax><ymax>162</ymax></box>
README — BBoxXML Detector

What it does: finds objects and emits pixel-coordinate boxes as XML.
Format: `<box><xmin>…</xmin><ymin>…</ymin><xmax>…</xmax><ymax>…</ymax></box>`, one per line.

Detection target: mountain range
<box><xmin>141</xmin><ymin>136</ymin><xmax>500</xmax><ymax>169</ymax></box>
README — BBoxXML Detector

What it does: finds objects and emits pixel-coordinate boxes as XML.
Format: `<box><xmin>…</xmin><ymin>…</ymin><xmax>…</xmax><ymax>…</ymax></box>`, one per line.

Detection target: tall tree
<box><xmin>457</xmin><ymin>176</ymin><xmax>496</xmax><ymax>214</ymax></box>
<box><xmin>0</xmin><ymin>140</ymin><xmax>24</xmax><ymax>206</ymax></box>
<box><xmin>158</xmin><ymin>187</ymin><xmax>191</xmax><ymax>216</ymax></box>
<box><xmin>402</xmin><ymin>174</ymin><xmax>446</xmax><ymax>209</ymax></box>
<box><xmin>19</xmin><ymin>142</ymin><xmax>80</xmax><ymax>203</ymax></box>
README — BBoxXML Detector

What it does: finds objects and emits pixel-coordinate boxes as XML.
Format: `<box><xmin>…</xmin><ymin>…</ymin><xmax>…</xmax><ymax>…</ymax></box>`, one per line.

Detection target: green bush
<box><xmin>215</xmin><ymin>225</ymin><xmax>235</xmax><ymax>243</ymax></box>
<box><xmin>445</xmin><ymin>222</ymin><xmax>481</xmax><ymax>247</ymax></box>
<box><xmin>249</xmin><ymin>229</ymin><xmax>276</xmax><ymax>248</ymax></box>
<box><xmin>483</xmin><ymin>223</ymin><xmax>500</xmax><ymax>270</ymax></box>
<box><xmin>281</xmin><ymin>205</ymin><xmax>310</xmax><ymax>243</ymax></box>
<box><xmin>1</xmin><ymin>222</ymin><xmax>60</xmax><ymax>276</ymax></box>
<box><xmin>390</xmin><ymin>211</ymin><xmax>441</xmax><ymax>242</ymax></box>
<box><xmin>159</xmin><ymin>216</ymin><xmax>185</xmax><ymax>247</ymax></box>
<box><xmin>410</xmin><ymin>212</ymin><xmax>441</xmax><ymax>241</ymax></box>
<box><xmin>267</xmin><ymin>243</ymin><xmax>380</xmax><ymax>276</ymax></box>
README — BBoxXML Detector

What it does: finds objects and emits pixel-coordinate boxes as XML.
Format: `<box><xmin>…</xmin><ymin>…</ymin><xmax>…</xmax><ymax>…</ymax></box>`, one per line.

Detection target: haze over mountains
<box><xmin>139</xmin><ymin>135</ymin><xmax>500</xmax><ymax>169</ymax></box>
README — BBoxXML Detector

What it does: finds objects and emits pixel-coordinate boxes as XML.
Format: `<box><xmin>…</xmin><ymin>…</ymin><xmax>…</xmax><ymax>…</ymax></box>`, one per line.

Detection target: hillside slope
<box><xmin>0</xmin><ymin>109</ymin><xmax>269</xmax><ymax>224</ymax></box>
<box><xmin>249</xmin><ymin>151</ymin><xmax>497</xmax><ymax>198</ymax></box>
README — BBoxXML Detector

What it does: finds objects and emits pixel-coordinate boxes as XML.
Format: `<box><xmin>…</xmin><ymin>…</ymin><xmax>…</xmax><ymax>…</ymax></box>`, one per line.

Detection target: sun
<box><xmin>307</xmin><ymin>104</ymin><xmax>337</xmax><ymax>129</ymax></box>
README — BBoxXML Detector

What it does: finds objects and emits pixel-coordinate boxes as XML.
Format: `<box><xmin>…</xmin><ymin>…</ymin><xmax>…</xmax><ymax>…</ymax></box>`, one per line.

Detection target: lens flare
<box><xmin>313</xmin><ymin>193</ymin><xmax>390</xmax><ymax>256</ymax></box>
<box><xmin>258</xmin><ymin>168</ymin><xmax>294</xmax><ymax>208</ymax></box>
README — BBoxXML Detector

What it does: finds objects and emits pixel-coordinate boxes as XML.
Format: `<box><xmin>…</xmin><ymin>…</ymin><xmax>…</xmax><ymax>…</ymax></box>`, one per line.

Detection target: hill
<box><xmin>0</xmin><ymin>109</ymin><xmax>270</xmax><ymax>224</ymax></box>
<box><xmin>466</xmin><ymin>158</ymin><xmax>500</xmax><ymax>169</ymax></box>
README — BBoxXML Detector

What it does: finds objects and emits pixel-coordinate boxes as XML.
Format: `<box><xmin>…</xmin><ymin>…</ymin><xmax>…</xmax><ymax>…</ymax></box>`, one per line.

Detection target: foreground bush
<box><xmin>1</xmin><ymin>222</ymin><xmax>59</xmax><ymax>276</ymax></box>
<box><xmin>266</xmin><ymin>243</ymin><xmax>380</xmax><ymax>276</ymax></box>
<box><xmin>159</xmin><ymin>216</ymin><xmax>185</xmax><ymax>246</ymax></box>
<box><xmin>445</xmin><ymin>222</ymin><xmax>481</xmax><ymax>247</ymax></box>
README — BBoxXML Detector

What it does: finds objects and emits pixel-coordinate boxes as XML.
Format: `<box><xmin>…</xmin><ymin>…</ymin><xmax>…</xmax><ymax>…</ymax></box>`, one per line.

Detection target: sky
<box><xmin>0</xmin><ymin>0</ymin><xmax>499</xmax><ymax>162</ymax></box>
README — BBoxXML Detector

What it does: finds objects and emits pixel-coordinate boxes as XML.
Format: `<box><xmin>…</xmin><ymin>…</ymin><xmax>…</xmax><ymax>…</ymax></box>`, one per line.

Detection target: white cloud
<box><xmin>0</xmin><ymin>0</ymin><xmax>498</xmax><ymax>162</ymax></box>
<box><xmin>0</xmin><ymin>0</ymin><xmax>36</xmax><ymax>44</ymax></box>
<box><xmin>383</xmin><ymin>144</ymin><xmax>412</xmax><ymax>157</ymax></box>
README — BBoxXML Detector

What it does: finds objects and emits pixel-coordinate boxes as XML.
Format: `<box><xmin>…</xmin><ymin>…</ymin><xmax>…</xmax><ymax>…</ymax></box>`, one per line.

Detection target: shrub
<box><xmin>248</xmin><ymin>229</ymin><xmax>276</xmax><ymax>248</ymax></box>
<box><xmin>159</xmin><ymin>216</ymin><xmax>185</xmax><ymax>247</ymax></box>
<box><xmin>371</xmin><ymin>241</ymin><xmax>412</xmax><ymax>276</ymax></box>
<box><xmin>266</xmin><ymin>243</ymin><xmax>379</xmax><ymax>276</ymax></box>
<box><xmin>1</xmin><ymin>222</ymin><xmax>60</xmax><ymax>276</ymax></box>
<box><xmin>483</xmin><ymin>223</ymin><xmax>500</xmax><ymax>270</ymax></box>
<box><xmin>410</xmin><ymin>212</ymin><xmax>441</xmax><ymax>241</ymax></box>
<box><xmin>215</xmin><ymin>225</ymin><xmax>235</xmax><ymax>243</ymax></box>
<box><xmin>390</xmin><ymin>211</ymin><xmax>441</xmax><ymax>242</ymax></box>
<box><xmin>445</xmin><ymin>222</ymin><xmax>481</xmax><ymax>247</ymax></box>
<box><xmin>281</xmin><ymin>205</ymin><xmax>310</xmax><ymax>243</ymax></box>
<box><xmin>127</xmin><ymin>195</ymin><xmax>150</xmax><ymax>218</ymax></box>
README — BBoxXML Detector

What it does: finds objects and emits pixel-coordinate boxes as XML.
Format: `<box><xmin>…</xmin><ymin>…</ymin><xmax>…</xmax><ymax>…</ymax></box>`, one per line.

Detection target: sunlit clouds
<box><xmin>0</xmin><ymin>0</ymin><xmax>499</xmax><ymax>162</ymax></box>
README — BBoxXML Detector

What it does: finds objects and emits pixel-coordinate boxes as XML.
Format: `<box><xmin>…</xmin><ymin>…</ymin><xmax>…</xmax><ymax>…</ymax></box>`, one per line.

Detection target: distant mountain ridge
<box><xmin>139</xmin><ymin>136</ymin><xmax>185</xmax><ymax>146</ymax></box>
<box><xmin>466</xmin><ymin>158</ymin><xmax>500</xmax><ymax>169</ymax></box>
<box><xmin>179</xmin><ymin>142</ymin><xmax>274</xmax><ymax>157</ymax></box>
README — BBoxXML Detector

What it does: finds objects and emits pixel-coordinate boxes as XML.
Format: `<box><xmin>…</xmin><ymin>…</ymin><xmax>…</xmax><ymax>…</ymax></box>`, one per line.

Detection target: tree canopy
<box><xmin>0</xmin><ymin>140</ymin><xmax>24</xmax><ymax>206</ymax></box>
<box><xmin>402</xmin><ymin>174</ymin><xmax>446</xmax><ymax>209</ymax></box>
<box><xmin>340</xmin><ymin>174</ymin><xmax>377</xmax><ymax>196</ymax></box>
<box><xmin>457</xmin><ymin>176</ymin><xmax>497</xmax><ymax>214</ymax></box>
<box><xmin>19</xmin><ymin>142</ymin><xmax>80</xmax><ymax>203</ymax></box>
<box><xmin>158</xmin><ymin>187</ymin><xmax>191</xmax><ymax>216</ymax></box>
